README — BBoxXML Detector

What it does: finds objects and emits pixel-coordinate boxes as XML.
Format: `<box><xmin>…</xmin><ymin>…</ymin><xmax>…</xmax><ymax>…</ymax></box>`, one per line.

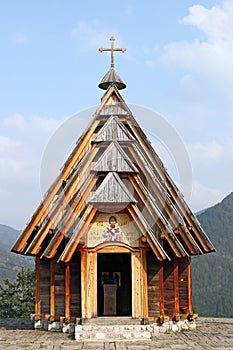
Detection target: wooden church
<box><xmin>12</xmin><ymin>37</ymin><xmax>215</xmax><ymax>329</ymax></box>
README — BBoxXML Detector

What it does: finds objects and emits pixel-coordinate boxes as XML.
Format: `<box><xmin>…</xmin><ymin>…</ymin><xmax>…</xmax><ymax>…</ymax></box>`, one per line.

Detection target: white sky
<box><xmin>0</xmin><ymin>0</ymin><xmax>232</xmax><ymax>229</ymax></box>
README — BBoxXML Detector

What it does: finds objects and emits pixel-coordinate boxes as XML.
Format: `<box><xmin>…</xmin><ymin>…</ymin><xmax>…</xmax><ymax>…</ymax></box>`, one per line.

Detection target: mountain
<box><xmin>192</xmin><ymin>192</ymin><xmax>233</xmax><ymax>317</ymax></box>
<box><xmin>0</xmin><ymin>224</ymin><xmax>34</xmax><ymax>284</ymax></box>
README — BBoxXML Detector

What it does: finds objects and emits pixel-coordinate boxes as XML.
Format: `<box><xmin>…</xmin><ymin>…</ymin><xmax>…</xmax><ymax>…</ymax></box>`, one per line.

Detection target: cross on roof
<box><xmin>99</xmin><ymin>36</ymin><xmax>126</xmax><ymax>68</ymax></box>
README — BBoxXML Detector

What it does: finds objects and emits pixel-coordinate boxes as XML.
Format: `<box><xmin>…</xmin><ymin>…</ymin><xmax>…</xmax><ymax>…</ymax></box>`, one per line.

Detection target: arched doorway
<box><xmin>97</xmin><ymin>253</ymin><xmax>132</xmax><ymax>316</ymax></box>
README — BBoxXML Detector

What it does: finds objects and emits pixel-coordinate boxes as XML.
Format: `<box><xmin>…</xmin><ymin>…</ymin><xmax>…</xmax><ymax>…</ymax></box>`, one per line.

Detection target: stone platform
<box><xmin>0</xmin><ymin>318</ymin><xmax>232</xmax><ymax>349</ymax></box>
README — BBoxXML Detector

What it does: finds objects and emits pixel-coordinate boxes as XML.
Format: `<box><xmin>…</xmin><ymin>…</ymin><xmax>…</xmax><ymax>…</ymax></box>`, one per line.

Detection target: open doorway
<box><xmin>97</xmin><ymin>253</ymin><xmax>132</xmax><ymax>316</ymax></box>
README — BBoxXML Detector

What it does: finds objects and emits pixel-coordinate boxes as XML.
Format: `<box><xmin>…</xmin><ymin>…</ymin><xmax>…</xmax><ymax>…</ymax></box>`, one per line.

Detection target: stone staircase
<box><xmin>75</xmin><ymin>317</ymin><xmax>153</xmax><ymax>341</ymax></box>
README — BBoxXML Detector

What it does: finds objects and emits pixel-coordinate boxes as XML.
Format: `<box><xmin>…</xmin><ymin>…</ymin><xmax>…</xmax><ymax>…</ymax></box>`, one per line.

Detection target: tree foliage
<box><xmin>0</xmin><ymin>268</ymin><xmax>35</xmax><ymax>318</ymax></box>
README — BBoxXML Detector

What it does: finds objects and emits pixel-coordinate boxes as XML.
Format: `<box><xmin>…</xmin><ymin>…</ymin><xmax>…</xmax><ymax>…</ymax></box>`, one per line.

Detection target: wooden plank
<box><xmin>61</xmin><ymin>207</ymin><xmax>97</xmax><ymax>262</ymax></box>
<box><xmin>147</xmin><ymin>250</ymin><xmax>160</xmax><ymax>318</ymax></box>
<box><xmin>142</xmin><ymin>249</ymin><xmax>148</xmax><ymax>318</ymax></box>
<box><xmin>50</xmin><ymin>258</ymin><xmax>55</xmax><ymax>316</ymax></box>
<box><xmin>91</xmin><ymin>141</ymin><xmax>138</xmax><ymax>173</ymax></box>
<box><xmin>46</xmin><ymin>233</ymin><xmax>64</xmax><ymax>259</ymax></box>
<box><xmin>178</xmin><ymin>257</ymin><xmax>189</xmax><ymax>315</ymax></box>
<box><xmin>187</xmin><ymin>257</ymin><xmax>193</xmax><ymax>314</ymax></box>
<box><xmin>81</xmin><ymin>250</ymin><xmax>97</xmax><ymax>319</ymax></box>
<box><xmin>93</xmin><ymin>115</ymin><xmax>134</xmax><ymax>142</ymax></box>
<box><xmin>54</xmin><ymin>262</ymin><xmax>65</xmax><ymax>316</ymax></box>
<box><xmin>70</xmin><ymin>254</ymin><xmax>81</xmax><ymax>317</ymax></box>
<box><xmin>29</xmin><ymin>174</ymin><xmax>97</xmax><ymax>255</ymax></box>
<box><xmin>131</xmin><ymin>251</ymin><xmax>142</xmax><ymax>318</ymax></box>
<box><xmin>94</xmin><ymin>245</ymin><xmax>132</xmax><ymax>253</ymax></box>
<box><xmin>65</xmin><ymin>262</ymin><xmax>70</xmax><ymax>318</ymax></box>
<box><xmin>90</xmin><ymin>172</ymin><xmax>136</xmax><ymax>204</ymax></box>
<box><xmin>159</xmin><ymin>261</ymin><xmax>164</xmax><ymax>317</ymax></box>
<box><xmin>86</xmin><ymin>252</ymin><xmax>96</xmax><ymax>318</ymax></box>
<box><xmin>127</xmin><ymin>205</ymin><xmax>167</xmax><ymax>261</ymax></box>
<box><xmin>174</xmin><ymin>257</ymin><xmax>180</xmax><ymax>316</ymax></box>
<box><xmin>81</xmin><ymin>250</ymin><xmax>87</xmax><ymax>319</ymax></box>
<box><xmin>39</xmin><ymin>259</ymin><xmax>50</xmax><ymax>314</ymax></box>
<box><xmin>35</xmin><ymin>255</ymin><xmax>40</xmax><ymax>314</ymax></box>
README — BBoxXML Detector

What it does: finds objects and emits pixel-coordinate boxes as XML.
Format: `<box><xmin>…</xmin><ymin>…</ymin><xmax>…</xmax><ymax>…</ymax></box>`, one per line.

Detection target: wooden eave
<box><xmin>12</xmin><ymin>89</ymin><xmax>127</xmax><ymax>254</ymax></box>
<box><xmin>126</xmin><ymin>205</ymin><xmax>169</xmax><ymax>261</ymax></box>
<box><xmin>25</xmin><ymin>173</ymin><xmax>98</xmax><ymax>256</ymax></box>
<box><xmin>113</xmin><ymin>116</ymin><xmax>215</xmax><ymax>254</ymax></box>
<box><xmin>20</xmin><ymin>145</ymin><xmax>99</xmax><ymax>256</ymax></box>
<box><xmin>11</xmin><ymin>118</ymin><xmax>100</xmax><ymax>254</ymax></box>
<box><xmin>59</xmin><ymin>205</ymin><xmax>97</xmax><ymax>263</ymax></box>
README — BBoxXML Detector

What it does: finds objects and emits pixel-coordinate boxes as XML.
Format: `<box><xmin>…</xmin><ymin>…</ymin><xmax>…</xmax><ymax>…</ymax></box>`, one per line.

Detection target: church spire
<box><xmin>98</xmin><ymin>36</ymin><xmax>126</xmax><ymax>90</ymax></box>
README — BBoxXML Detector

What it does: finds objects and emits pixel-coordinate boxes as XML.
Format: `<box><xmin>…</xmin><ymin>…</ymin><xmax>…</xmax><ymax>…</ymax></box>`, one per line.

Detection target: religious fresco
<box><xmin>86</xmin><ymin>213</ymin><xmax>141</xmax><ymax>248</ymax></box>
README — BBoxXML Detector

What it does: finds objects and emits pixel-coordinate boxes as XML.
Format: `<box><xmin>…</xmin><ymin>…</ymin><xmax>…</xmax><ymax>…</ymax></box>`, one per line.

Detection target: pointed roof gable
<box><xmin>95</xmin><ymin>85</ymin><xmax>132</xmax><ymax>117</ymax></box>
<box><xmin>11</xmin><ymin>53</ymin><xmax>215</xmax><ymax>263</ymax></box>
<box><xmin>91</xmin><ymin>142</ymin><xmax>138</xmax><ymax>173</ymax></box>
<box><xmin>89</xmin><ymin>172</ymin><xmax>136</xmax><ymax>204</ymax></box>
<box><xmin>93</xmin><ymin>115</ymin><xmax>135</xmax><ymax>143</ymax></box>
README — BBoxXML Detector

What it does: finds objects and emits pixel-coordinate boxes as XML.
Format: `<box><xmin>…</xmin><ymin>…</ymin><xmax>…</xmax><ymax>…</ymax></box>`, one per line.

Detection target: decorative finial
<box><xmin>99</xmin><ymin>36</ymin><xmax>126</xmax><ymax>68</ymax></box>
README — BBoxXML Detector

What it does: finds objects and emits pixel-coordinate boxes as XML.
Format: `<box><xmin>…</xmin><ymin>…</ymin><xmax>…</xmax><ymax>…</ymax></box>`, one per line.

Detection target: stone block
<box><xmin>141</xmin><ymin>331</ymin><xmax>151</xmax><ymax>339</ymax></box>
<box><xmin>189</xmin><ymin>321</ymin><xmax>196</xmax><ymax>330</ymax></box>
<box><xmin>34</xmin><ymin>320</ymin><xmax>43</xmax><ymax>330</ymax></box>
<box><xmin>62</xmin><ymin>323</ymin><xmax>75</xmax><ymax>333</ymax></box>
<box><xmin>48</xmin><ymin>321</ymin><xmax>62</xmax><ymax>332</ymax></box>
<box><xmin>94</xmin><ymin>332</ymin><xmax>106</xmax><ymax>339</ymax></box>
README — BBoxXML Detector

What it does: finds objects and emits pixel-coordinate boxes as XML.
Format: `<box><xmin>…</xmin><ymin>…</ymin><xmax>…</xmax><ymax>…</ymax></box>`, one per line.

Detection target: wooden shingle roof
<box><xmin>12</xmin><ymin>83</ymin><xmax>215</xmax><ymax>262</ymax></box>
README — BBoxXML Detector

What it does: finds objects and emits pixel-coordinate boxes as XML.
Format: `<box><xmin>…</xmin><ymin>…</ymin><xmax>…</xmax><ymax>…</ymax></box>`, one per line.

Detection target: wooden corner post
<box><xmin>35</xmin><ymin>255</ymin><xmax>41</xmax><ymax>315</ymax></box>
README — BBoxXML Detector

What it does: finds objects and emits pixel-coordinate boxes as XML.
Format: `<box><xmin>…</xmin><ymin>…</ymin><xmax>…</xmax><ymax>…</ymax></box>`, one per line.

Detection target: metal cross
<box><xmin>99</xmin><ymin>36</ymin><xmax>126</xmax><ymax>68</ymax></box>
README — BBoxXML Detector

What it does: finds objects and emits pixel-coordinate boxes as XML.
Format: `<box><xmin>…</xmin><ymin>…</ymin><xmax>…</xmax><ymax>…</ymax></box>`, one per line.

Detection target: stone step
<box><xmin>75</xmin><ymin>324</ymin><xmax>152</xmax><ymax>341</ymax></box>
<box><xmin>81</xmin><ymin>317</ymin><xmax>143</xmax><ymax>326</ymax></box>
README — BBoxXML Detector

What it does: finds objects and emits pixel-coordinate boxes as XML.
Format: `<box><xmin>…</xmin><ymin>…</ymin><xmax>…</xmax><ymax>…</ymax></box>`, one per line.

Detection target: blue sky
<box><xmin>1</xmin><ymin>0</ymin><xmax>233</xmax><ymax>228</ymax></box>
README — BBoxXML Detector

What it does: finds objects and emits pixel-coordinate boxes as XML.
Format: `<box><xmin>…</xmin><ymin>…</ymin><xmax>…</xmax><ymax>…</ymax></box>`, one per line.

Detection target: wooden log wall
<box><xmin>37</xmin><ymin>249</ymin><xmax>191</xmax><ymax>321</ymax></box>
<box><xmin>163</xmin><ymin>259</ymin><xmax>175</xmax><ymax>318</ymax></box>
<box><xmin>147</xmin><ymin>253</ymin><xmax>192</xmax><ymax>320</ymax></box>
<box><xmin>38</xmin><ymin>253</ymin><xmax>81</xmax><ymax>318</ymax></box>
<box><xmin>179</xmin><ymin>257</ymin><xmax>192</xmax><ymax>316</ymax></box>
<box><xmin>54</xmin><ymin>261</ymin><xmax>65</xmax><ymax>316</ymax></box>
<box><xmin>70</xmin><ymin>252</ymin><xmax>81</xmax><ymax>317</ymax></box>
<box><xmin>39</xmin><ymin>259</ymin><xmax>50</xmax><ymax>314</ymax></box>
<box><xmin>147</xmin><ymin>250</ymin><xmax>160</xmax><ymax>318</ymax></box>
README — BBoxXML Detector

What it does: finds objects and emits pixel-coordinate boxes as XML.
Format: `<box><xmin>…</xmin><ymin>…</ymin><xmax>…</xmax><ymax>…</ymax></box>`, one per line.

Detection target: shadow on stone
<box><xmin>0</xmin><ymin>318</ymin><xmax>34</xmax><ymax>330</ymax></box>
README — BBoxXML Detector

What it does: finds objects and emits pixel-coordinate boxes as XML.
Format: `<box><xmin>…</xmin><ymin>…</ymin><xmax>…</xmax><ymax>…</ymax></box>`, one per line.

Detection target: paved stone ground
<box><xmin>0</xmin><ymin>318</ymin><xmax>232</xmax><ymax>350</ymax></box>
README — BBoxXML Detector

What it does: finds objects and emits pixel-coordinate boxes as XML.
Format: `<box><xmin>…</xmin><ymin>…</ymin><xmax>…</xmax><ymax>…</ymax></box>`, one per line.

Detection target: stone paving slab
<box><xmin>0</xmin><ymin>318</ymin><xmax>232</xmax><ymax>349</ymax></box>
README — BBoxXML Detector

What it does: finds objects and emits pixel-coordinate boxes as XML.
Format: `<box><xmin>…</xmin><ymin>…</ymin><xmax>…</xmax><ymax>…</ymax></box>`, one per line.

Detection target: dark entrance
<box><xmin>97</xmin><ymin>253</ymin><xmax>132</xmax><ymax>316</ymax></box>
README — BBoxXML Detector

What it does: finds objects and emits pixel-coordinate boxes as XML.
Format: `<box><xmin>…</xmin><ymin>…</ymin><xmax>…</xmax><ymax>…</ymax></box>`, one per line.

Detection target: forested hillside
<box><xmin>0</xmin><ymin>224</ymin><xmax>33</xmax><ymax>283</ymax></box>
<box><xmin>193</xmin><ymin>192</ymin><xmax>233</xmax><ymax>317</ymax></box>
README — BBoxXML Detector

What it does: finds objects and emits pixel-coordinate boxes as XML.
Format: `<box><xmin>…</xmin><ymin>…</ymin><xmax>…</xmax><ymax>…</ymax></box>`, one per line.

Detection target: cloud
<box><xmin>159</xmin><ymin>1</ymin><xmax>233</xmax><ymax>97</ymax></box>
<box><xmin>71</xmin><ymin>20</ymin><xmax>124</xmax><ymax>52</ymax></box>
<box><xmin>0</xmin><ymin>114</ymin><xmax>63</xmax><ymax>227</ymax></box>
<box><xmin>4</xmin><ymin>113</ymin><xmax>62</xmax><ymax>135</ymax></box>
<box><xmin>181</xmin><ymin>1</ymin><xmax>233</xmax><ymax>43</ymax></box>
<box><xmin>72</xmin><ymin>20</ymin><xmax>113</xmax><ymax>52</ymax></box>
<box><xmin>190</xmin><ymin>180</ymin><xmax>222</xmax><ymax>212</ymax></box>
<box><xmin>188</xmin><ymin>140</ymin><xmax>224</xmax><ymax>163</ymax></box>
<box><xmin>188</xmin><ymin>138</ymin><xmax>233</xmax><ymax>164</ymax></box>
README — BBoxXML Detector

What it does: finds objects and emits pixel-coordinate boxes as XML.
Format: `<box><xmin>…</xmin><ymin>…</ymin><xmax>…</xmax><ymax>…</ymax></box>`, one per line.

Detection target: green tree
<box><xmin>0</xmin><ymin>268</ymin><xmax>35</xmax><ymax>318</ymax></box>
